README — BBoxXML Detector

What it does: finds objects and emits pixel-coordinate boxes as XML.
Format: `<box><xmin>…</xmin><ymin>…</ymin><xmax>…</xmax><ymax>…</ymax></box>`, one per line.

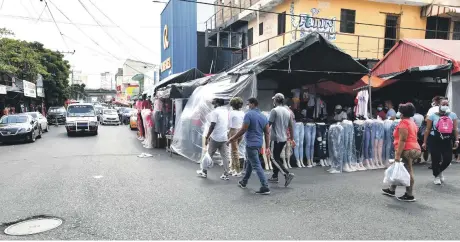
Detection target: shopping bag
<box><xmin>200</xmin><ymin>152</ymin><xmax>214</xmax><ymax>170</ymax></box>
<box><xmin>383</xmin><ymin>162</ymin><xmax>410</xmax><ymax>187</ymax></box>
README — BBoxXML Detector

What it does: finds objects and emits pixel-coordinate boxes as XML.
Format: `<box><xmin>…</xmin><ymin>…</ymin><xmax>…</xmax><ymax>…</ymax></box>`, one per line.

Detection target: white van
<box><xmin>65</xmin><ymin>103</ymin><xmax>98</xmax><ymax>136</ymax></box>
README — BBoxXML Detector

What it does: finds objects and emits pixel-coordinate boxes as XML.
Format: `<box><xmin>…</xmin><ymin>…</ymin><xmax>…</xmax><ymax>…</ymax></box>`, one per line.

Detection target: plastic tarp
<box><xmin>171</xmin><ymin>73</ymin><xmax>256</xmax><ymax>162</ymax></box>
<box><xmin>153</xmin><ymin>68</ymin><xmax>206</xmax><ymax>95</ymax></box>
<box><xmin>156</xmin><ymin>76</ymin><xmax>212</xmax><ymax>99</ymax></box>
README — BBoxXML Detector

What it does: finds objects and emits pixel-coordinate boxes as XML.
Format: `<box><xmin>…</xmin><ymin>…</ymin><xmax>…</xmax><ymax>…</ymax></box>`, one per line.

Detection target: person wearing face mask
<box><xmin>333</xmin><ymin>105</ymin><xmax>348</xmax><ymax>122</ymax></box>
<box><xmin>382</xmin><ymin>103</ymin><xmax>421</xmax><ymax>202</ymax></box>
<box><xmin>426</xmin><ymin>96</ymin><xmax>443</xmax><ymax>120</ymax></box>
<box><xmin>423</xmin><ymin>98</ymin><xmax>459</xmax><ymax>185</ymax></box>
<box><xmin>376</xmin><ymin>104</ymin><xmax>386</xmax><ymax>120</ymax></box>
<box><xmin>385</xmin><ymin>100</ymin><xmax>396</xmax><ymax>120</ymax></box>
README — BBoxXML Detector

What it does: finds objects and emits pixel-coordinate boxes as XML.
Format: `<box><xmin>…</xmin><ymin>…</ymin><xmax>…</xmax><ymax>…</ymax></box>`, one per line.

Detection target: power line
<box><xmin>179</xmin><ymin>0</ymin><xmax>459</xmax><ymax>34</ymax></box>
<box><xmin>0</xmin><ymin>0</ymin><xmax>4</xmax><ymax>11</ymax></box>
<box><xmin>43</xmin><ymin>0</ymin><xmax>70</xmax><ymax>51</ymax></box>
<box><xmin>0</xmin><ymin>13</ymin><xmax>117</xmax><ymax>27</ymax></box>
<box><xmin>88</xmin><ymin>0</ymin><xmax>158</xmax><ymax>55</ymax></box>
<box><xmin>35</xmin><ymin>6</ymin><xmax>47</xmax><ymax>24</ymax></box>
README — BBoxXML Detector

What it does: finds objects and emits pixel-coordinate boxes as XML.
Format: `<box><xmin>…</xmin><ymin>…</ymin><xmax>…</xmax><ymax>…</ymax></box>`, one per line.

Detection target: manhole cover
<box><xmin>4</xmin><ymin>218</ymin><xmax>62</xmax><ymax>236</ymax></box>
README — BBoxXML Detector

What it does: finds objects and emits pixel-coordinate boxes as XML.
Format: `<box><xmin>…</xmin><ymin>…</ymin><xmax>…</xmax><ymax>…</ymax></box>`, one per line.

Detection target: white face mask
<box><xmin>396</xmin><ymin>112</ymin><xmax>401</xmax><ymax>119</ymax></box>
<box><xmin>440</xmin><ymin>106</ymin><xmax>449</xmax><ymax>112</ymax></box>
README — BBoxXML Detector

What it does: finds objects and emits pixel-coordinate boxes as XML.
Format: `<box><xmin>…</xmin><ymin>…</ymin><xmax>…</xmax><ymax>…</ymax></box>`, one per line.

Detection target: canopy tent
<box><xmin>155</xmin><ymin>75</ymin><xmax>213</xmax><ymax>99</ymax></box>
<box><xmin>372</xmin><ymin>39</ymin><xmax>460</xmax><ymax>78</ymax></box>
<box><xmin>171</xmin><ymin>32</ymin><xmax>370</xmax><ymax>163</ymax></box>
<box><xmin>153</xmin><ymin>68</ymin><xmax>205</xmax><ymax>96</ymax></box>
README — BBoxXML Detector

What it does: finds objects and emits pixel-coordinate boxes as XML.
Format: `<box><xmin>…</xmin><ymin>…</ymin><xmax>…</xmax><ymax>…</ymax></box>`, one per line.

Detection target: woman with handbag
<box><xmin>382</xmin><ymin>103</ymin><xmax>421</xmax><ymax>202</ymax></box>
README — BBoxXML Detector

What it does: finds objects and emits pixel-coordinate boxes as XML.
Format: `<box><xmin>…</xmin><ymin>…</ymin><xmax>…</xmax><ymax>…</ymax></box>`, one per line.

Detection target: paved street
<box><xmin>1</xmin><ymin>125</ymin><xmax>460</xmax><ymax>240</ymax></box>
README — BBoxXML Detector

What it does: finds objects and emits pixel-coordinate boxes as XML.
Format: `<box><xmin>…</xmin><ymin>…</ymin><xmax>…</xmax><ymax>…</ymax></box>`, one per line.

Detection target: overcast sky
<box><xmin>0</xmin><ymin>0</ymin><xmax>213</xmax><ymax>88</ymax></box>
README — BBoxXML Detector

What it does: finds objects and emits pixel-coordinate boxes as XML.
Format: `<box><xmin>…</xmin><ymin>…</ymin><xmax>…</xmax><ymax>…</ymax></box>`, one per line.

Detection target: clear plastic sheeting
<box><xmin>328</xmin><ymin>123</ymin><xmax>344</xmax><ymax>173</ymax></box>
<box><xmin>171</xmin><ymin>73</ymin><xmax>256</xmax><ymax>163</ymax></box>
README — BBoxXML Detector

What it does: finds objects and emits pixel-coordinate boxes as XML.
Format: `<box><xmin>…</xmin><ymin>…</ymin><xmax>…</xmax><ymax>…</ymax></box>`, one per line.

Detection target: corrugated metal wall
<box><xmin>160</xmin><ymin>0</ymin><xmax>197</xmax><ymax>80</ymax></box>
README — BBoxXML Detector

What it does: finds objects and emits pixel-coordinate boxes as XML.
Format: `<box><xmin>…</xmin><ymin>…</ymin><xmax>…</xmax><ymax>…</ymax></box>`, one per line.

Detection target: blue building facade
<box><xmin>160</xmin><ymin>0</ymin><xmax>197</xmax><ymax>80</ymax></box>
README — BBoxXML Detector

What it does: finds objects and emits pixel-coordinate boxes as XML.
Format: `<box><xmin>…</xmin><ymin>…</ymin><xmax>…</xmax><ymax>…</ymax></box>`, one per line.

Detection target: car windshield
<box><xmin>103</xmin><ymin>110</ymin><xmax>117</xmax><ymax>115</ymax></box>
<box><xmin>49</xmin><ymin>107</ymin><xmax>66</xmax><ymax>113</ymax></box>
<box><xmin>67</xmin><ymin>105</ymin><xmax>95</xmax><ymax>117</ymax></box>
<box><xmin>0</xmin><ymin>115</ymin><xmax>28</xmax><ymax>124</ymax></box>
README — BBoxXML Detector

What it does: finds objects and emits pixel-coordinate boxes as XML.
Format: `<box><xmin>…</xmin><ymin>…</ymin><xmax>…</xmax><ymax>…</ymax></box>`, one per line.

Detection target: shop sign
<box><xmin>23</xmin><ymin>80</ymin><xmax>37</xmax><ymax>98</ymax></box>
<box><xmin>37</xmin><ymin>87</ymin><xmax>45</xmax><ymax>97</ymax></box>
<box><xmin>298</xmin><ymin>8</ymin><xmax>336</xmax><ymax>41</ymax></box>
<box><xmin>161</xmin><ymin>57</ymin><xmax>172</xmax><ymax>72</ymax></box>
<box><xmin>163</xmin><ymin>25</ymin><xmax>169</xmax><ymax>50</ymax></box>
<box><xmin>0</xmin><ymin>85</ymin><xmax>6</xmax><ymax>94</ymax></box>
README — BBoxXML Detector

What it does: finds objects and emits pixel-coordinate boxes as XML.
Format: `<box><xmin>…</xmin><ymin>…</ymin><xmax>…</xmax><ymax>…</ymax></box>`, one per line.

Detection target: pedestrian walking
<box><xmin>228</xmin><ymin>98</ymin><xmax>271</xmax><ymax>195</ymax></box>
<box><xmin>382</xmin><ymin>103</ymin><xmax>421</xmax><ymax>202</ymax></box>
<box><xmin>423</xmin><ymin>98</ymin><xmax>459</xmax><ymax>185</ymax></box>
<box><xmin>228</xmin><ymin>97</ymin><xmax>245</xmax><ymax>177</ymax></box>
<box><xmin>197</xmin><ymin>98</ymin><xmax>231</xmax><ymax>180</ymax></box>
<box><xmin>267</xmin><ymin>93</ymin><xmax>296</xmax><ymax>187</ymax></box>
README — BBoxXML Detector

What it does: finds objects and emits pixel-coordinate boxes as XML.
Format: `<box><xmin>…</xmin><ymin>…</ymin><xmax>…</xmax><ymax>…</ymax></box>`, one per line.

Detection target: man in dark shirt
<box><xmin>228</xmin><ymin>98</ymin><xmax>271</xmax><ymax>195</ymax></box>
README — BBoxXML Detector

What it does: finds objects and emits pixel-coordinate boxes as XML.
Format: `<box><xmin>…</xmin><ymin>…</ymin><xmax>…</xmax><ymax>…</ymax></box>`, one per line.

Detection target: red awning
<box><xmin>303</xmin><ymin>76</ymin><xmax>398</xmax><ymax>96</ymax></box>
<box><xmin>371</xmin><ymin>39</ymin><xmax>460</xmax><ymax>76</ymax></box>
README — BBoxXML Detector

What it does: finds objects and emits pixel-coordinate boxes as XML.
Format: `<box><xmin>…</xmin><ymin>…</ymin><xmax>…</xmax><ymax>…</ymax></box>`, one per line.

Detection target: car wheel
<box><xmin>67</xmin><ymin>131</ymin><xmax>72</xmax><ymax>137</ymax></box>
<box><xmin>37</xmin><ymin>128</ymin><xmax>42</xmax><ymax>138</ymax></box>
<box><xmin>30</xmin><ymin>132</ymin><xmax>36</xmax><ymax>143</ymax></box>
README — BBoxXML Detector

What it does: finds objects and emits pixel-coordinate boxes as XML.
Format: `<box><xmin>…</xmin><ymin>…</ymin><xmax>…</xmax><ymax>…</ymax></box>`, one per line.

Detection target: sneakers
<box><xmin>439</xmin><ymin>172</ymin><xmax>445</xmax><ymax>183</ymax></box>
<box><xmin>220</xmin><ymin>173</ymin><xmax>229</xmax><ymax>180</ymax></box>
<box><xmin>255</xmin><ymin>187</ymin><xmax>271</xmax><ymax>195</ymax></box>
<box><xmin>284</xmin><ymin>173</ymin><xmax>295</xmax><ymax>187</ymax></box>
<box><xmin>268</xmin><ymin>177</ymin><xmax>279</xmax><ymax>183</ymax></box>
<box><xmin>382</xmin><ymin>188</ymin><xmax>396</xmax><ymax>197</ymax></box>
<box><xmin>396</xmin><ymin>193</ymin><xmax>416</xmax><ymax>202</ymax></box>
<box><xmin>237</xmin><ymin>180</ymin><xmax>247</xmax><ymax>189</ymax></box>
<box><xmin>196</xmin><ymin>170</ymin><xmax>207</xmax><ymax>178</ymax></box>
<box><xmin>434</xmin><ymin>177</ymin><xmax>442</xmax><ymax>185</ymax></box>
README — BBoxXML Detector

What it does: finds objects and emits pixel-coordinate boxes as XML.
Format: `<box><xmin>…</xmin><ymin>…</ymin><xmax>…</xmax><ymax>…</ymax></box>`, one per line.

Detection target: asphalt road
<box><xmin>1</xmin><ymin>124</ymin><xmax>460</xmax><ymax>240</ymax></box>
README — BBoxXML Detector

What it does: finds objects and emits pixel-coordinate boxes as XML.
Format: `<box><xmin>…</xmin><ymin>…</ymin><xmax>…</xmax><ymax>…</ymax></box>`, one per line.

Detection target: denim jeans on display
<box><xmin>389</xmin><ymin>120</ymin><xmax>400</xmax><ymax>159</ymax></box>
<box><xmin>340</xmin><ymin>121</ymin><xmax>354</xmax><ymax>166</ymax></box>
<box><xmin>294</xmin><ymin>122</ymin><xmax>304</xmax><ymax>162</ymax></box>
<box><xmin>374</xmin><ymin>120</ymin><xmax>384</xmax><ymax>162</ymax></box>
<box><xmin>363</xmin><ymin>120</ymin><xmax>373</xmax><ymax>160</ymax></box>
<box><xmin>353</xmin><ymin>122</ymin><xmax>364</xmax><ymax>163</ymax></box>
<box><xmin>304</xmin><ymin>123</ymin><xmax>316</xmax><ymax>161</ymax></box>
<box><xmin>328</xmin><ymin>124</ymin><xmax>344</xmax><ymax>171</ymax></box>
<box><xmin>316</xmin><ymin>123</ymin><xmax>328</xmax><ymax>159</ymax></box>
<box><xmin>383</xmin><ymin>120</ymin><xmax>393</xmax><ymax>162</ymax></box>
<box><xmin>242</xmin><ymin>146</ymin><xmax>269</xmax><ymax>188</ymax></box>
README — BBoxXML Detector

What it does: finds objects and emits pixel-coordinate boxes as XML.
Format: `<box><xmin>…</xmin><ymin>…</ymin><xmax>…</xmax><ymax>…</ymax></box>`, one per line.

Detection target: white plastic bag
<box><xmin>200</xmin><ymin>152</ymin><xmax>214</xmax><ymax>170</ymax></box>
<box><xmin>383</xmin><ymin>162</ymin><xmax>410</xmax><ymax>187</ymax></box>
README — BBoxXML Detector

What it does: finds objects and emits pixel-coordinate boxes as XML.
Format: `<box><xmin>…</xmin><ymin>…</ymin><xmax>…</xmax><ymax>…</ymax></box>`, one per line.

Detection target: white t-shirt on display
<box><xmin>426</xmin><ymin>106</ymin><xmax>438</xmax><ymax>118</ymax></box>
<box><xmin>229</xmin><ymin>110</ymin><xmax>245</xmax><ymax>129</ymax></box>
<box><xmin>209</xmin><ymin>106</ymin><xmax>229</xmax><ymax>142</ymax></box>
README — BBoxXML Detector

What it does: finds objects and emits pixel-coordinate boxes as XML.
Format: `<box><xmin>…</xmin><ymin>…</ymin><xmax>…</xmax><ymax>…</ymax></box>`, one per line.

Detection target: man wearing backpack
<box><xmin>422</xmin><ymin>98</ymin><xmax>459</xmax><ymax>185</ymax></box>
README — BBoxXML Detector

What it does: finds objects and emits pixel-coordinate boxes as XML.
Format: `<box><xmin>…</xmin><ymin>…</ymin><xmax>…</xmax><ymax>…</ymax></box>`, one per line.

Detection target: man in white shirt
<box><xmin>197</xmin><ymin>98</ymin><xmax>231</xmax><ymax>180</ymax></box>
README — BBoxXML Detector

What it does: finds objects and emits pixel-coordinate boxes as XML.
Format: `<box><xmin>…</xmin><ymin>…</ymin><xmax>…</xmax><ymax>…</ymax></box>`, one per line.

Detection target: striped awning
<box><xmin>421</xmin><ymin>5</ymin><xmax>460</xmax><ymax>17</ymax></box>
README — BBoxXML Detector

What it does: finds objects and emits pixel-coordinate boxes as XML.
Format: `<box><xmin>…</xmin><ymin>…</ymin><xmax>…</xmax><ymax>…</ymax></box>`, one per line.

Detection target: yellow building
<box><xmin>206</xmin><ymin>0</ymin><xmax>460</xmax><ymax>61</ymax></box>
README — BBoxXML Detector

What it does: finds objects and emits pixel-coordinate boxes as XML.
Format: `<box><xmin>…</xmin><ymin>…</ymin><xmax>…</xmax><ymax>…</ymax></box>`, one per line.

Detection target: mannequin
<box><xmin>341</xmin><ymin>120</ymin><xmax>356</xmax><ymax>172</ymax></box>
<box><xmin>143</xmin><ymin>108</ymin><xmax>154</xmax><ymax>149</ymax></box>
<box><xmin>373</xmin><ymin>118</ymin><xmax>385</xmax><ymax>169</ymax></box>
<box><xmin>363</xmin><ymin>119</ymin><xmax>375</xmax><ymax>169</ymax></box>
<box><xmin>353</xmin><ymin>119</ymin><xmax>367</xmax><ymax>171</ymax></box>
<box><xmin>136</xmin><ymin>99</ymin><xmax>145</xmax><ymax>141</ymax></box>
<box><xmin>328</xmin><ymin>123</ymin><xmax>344</xmax><ymax>174</ymax></box>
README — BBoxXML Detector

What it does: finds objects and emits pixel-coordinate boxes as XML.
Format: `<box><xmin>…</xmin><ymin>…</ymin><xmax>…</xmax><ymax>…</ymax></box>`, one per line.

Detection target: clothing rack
<box><xmin>353</xmin><ymin>73</ymin><xmax>373</xmax><ymax>118</ymax></box>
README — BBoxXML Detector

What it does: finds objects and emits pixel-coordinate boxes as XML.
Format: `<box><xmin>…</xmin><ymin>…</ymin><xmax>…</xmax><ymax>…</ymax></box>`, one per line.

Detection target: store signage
<box><xmin>161</xmin><ymin>57</ymin><xmax>172</xmax><ymax>72</ymax></box>
<box><xmin>163</xmin><ymin>25</ymin><xmax>169</xmax><ymax>50</ymax></box>
<box><xmin>298</xmin><ymin>8</ymin><xmax>336</xmax><ymax>41</ymax></box>
<box><xmin>0</xmin><ymin>85</ymin><xmax>6</xmax><ymax>94</ymax></box>
<box><xmin>37</xmin><ymin>87</ymin><xmax>45</xmax><ymax>97</ymax></box>
<box><xmin>23</xmin><ymin>80</ymin><xmax>37</xmax><ymax>98</ymax></box>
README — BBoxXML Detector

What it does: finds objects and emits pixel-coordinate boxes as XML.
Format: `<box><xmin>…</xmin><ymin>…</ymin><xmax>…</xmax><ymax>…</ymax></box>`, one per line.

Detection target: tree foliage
<box><xmin>69</xmin><ymin>83</ymin><xmax>86</xmax><ymax>100</ymax></box>
<box><xmin>0</xmin><ymin>28</ymin><xmax>71</xmax><ymax>106</ymax></box>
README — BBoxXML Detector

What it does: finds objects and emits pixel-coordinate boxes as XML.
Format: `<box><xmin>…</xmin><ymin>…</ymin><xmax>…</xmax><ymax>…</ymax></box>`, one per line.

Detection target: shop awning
<box><xmin>153</xmin><ymin>68</ymin><xmax>206</xmax><ymax>94</ymax></box>
<box><xmin>156</xmin><ymin>75</ymin><xmax>213</xmax><ymax>99</ymax></box>
<box><xmin>304</xmin><ymin>76</ymin><xmax>399</xmax><ymax>96</ymax></box>
<box><xmin>227</xmin><ymin>32</ymin><xmax>370</xmax><ymax>86</ymax></box>
<box><xmin>371</xmin><ymin>39</ymin><xmax>460</xmax><ymax>77</ymax></box>
<box><xmin>421</xmin><ymin>4</ymin><xmax>460</xmax><ymax>17</ymax></box>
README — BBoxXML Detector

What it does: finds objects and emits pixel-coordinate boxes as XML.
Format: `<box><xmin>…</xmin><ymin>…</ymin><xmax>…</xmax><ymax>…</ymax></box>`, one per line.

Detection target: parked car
<box><xmin>129</xmin><ymin>112</ymin><xmax>138</xmax><ymax>130</ymax></box>
<box><xmin>26</xmin><ymin>112</ymin><xmax>49</xmax><ymax>132</ymax></box>
<box><xmin>0</xmin><ymin>114</ymin><xmax>42</xmax><ymax>143</ymax></box>
<box><xmin>47</xmin><ymin>106</ymin><xmax>66</xmax><ymax>125</ymax></box>
<box><xmin>94</xmin><ymin>105</ymin><xmax>103</xmax><ymax>122</ymax></box>
<box><xmin>66</xmin><ymin>103</ymin><xmax>98</xmax><ymax>136</ymax></box>
<box><xmin>101</xmin><ymin>109</ymin><xmax>120</xmax><ymax>125</ymax></box>
<box><xmin>121</xmin><ymin>108</ymin><xmax>134</xmax><ymax>125</ymax></box>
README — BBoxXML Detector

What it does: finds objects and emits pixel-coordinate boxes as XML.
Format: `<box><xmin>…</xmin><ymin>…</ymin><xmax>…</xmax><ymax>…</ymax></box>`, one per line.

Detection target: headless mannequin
<box><xmin>143</xmin><ymin>108</ymin><xmax>154</xmax><ymax>149</ymax></box>
<box><xmin>353</xmin><ymin>119</ymin><xmax>367</xmax><ymax>171</ymax></box>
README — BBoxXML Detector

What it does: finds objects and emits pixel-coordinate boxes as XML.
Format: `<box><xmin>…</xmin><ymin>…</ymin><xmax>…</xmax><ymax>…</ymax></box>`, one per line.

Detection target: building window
<box><xmin>425</xmin><ymin>17</ymin><xmax>450</xmax><ymax>40</ymax></box>
<box><xmin>277</xmin><ymin>12</ymin><xmax>286</xmax><ymax>35</ymax></box>
<box><xmin>259</xmin><ymin>22</ymin><xmax>264</xmax><ymax>36</ymax></box>
<box><xmin>453</xmin><ymin>21</ymin><xmax>460</xmax><ymax>40</ymax></box>
<box><xmin>383</xmin><ymin>15</ymin><xmax>400</xmax><ymax>56</ymax></box>
<box><xmin>340</xmin><ymin>9</ymin><xmax>356</xmax><ymax>34</ymax></box>
<box><xmin>248</xmin><ymin>28</ymin><xmax>253</xmax><ymax>45</ymax></box>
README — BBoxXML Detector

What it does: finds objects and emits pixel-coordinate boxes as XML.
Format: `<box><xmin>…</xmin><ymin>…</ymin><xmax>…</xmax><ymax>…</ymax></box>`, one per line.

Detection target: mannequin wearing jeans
<box><xmin>304</xmin><ymin>123</ymin><xmax>316</xmax><ymax>168</ymax></box>
<box><xmin>316</xmin><ymin>123</ymin><xmax>328</xmax><ymax>166</ymax></box>
<box><xmin>363</xmin><ymin>119</ymin><xmax>375</xmax><ymax>169</ymax></box>
<box><xmin>294</xmin><ymin>122</ymin><xmax>304</xmax><ymax>167</ymax></box>
<box><xmin>328</xmin><ymin>123</ymin><xmax>344</xmax><ymax>173</ymax></box>
<box><xmin>383</xmin><ymin>119</ymin><xmax>393</xmax><ymax>167</ymax></box>
<box><xmin>353</xmin><ymin>120</ymin><xmax>367</xmax><ymax>170</ymax></box>
<box><xmin>373</xmin><ymin>119</ymin><xmax>385</xmax><ymax>169</ymax></box>
<box><xmin>340</xmin><ymin>120</ymin><xmax>356</xmax><ymax>172</ymax></box>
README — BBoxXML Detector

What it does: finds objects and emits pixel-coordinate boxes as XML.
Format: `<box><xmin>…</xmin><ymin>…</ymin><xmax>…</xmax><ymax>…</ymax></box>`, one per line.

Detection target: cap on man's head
<box><xmin>272</xmin><ymin>93</ymin><xmax>285</xmax><ymax>102</ymax></box>
<box><xmin>335</xmin><ymin>105</ymin><xmax>342</xmax><ymax>110</ymax></box>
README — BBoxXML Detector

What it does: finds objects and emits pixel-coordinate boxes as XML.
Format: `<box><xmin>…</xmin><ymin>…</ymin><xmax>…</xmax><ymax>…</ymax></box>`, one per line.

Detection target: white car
<box><xmin>25</xmin><ymin>112</ymin><xmax>49</xmax><ymax>132</ymax></box>
<box><xmin>101</xmin><ymin>109</ymin><xmax>120</xmax><ymax>125</ymax></box>
<box><xmin>65</xmin><ymin>103</ymin><xmax>98</xmax><ymax>136</ymax></box>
